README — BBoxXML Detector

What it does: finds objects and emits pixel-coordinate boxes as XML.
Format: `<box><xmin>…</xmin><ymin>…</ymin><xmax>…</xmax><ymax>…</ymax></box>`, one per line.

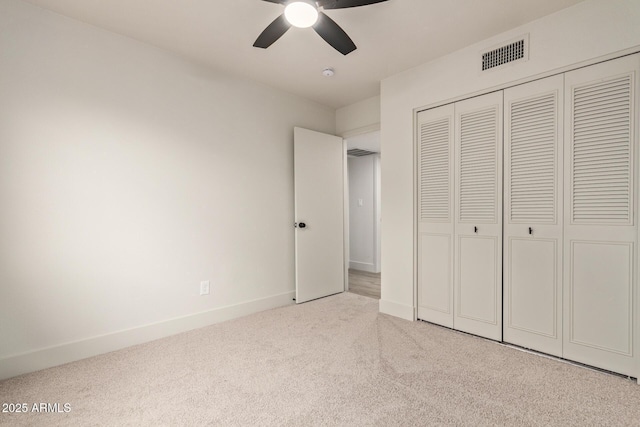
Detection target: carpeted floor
<box><xmin>2</xmin><ymin>292</ymin><xmax>640</xmax><ymax>426</ymax></box>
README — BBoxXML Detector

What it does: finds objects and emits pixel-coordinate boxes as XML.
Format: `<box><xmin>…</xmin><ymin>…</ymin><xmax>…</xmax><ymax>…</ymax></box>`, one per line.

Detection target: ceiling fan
<box><xmin>253</xmin><ymin>0</ymin><xmax>389</xmax><ymax>56</ymax></box>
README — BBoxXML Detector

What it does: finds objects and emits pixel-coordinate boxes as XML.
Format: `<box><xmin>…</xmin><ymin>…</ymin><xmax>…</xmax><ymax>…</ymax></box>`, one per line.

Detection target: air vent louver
<box><xmin>482</xmin><ymin>38</ymin><xmax>527</xmax><ymax>71</ymax></box>
<box><xmin>347</xmin><ymin>149</ymin><xmax>377</xmax><ymax>157</ymax></box>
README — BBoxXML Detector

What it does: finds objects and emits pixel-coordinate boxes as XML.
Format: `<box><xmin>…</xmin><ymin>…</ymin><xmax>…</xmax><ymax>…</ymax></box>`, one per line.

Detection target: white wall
<box><xmin>0</xmin><ymin>0</ymin><xmax>335</xmax><ymax>379</ymax></box>
<box><xmin>336</xmin><ymin>95</ymin><xmax>380</xmax><ymax>136</ymax></box>
<box><xmin>346</xmin><ymin>130</ymin><xmax>381</xmax><ymax>153</ymax></box>
<box><xmin>348</xmin><ymin>155</ymin><xmax>380</xmax><ymax>273</ymax></box>
<box><xmin>380</xmin><ymin>0</ymin><xmax>640</xmax><ymax>320</ymax></box>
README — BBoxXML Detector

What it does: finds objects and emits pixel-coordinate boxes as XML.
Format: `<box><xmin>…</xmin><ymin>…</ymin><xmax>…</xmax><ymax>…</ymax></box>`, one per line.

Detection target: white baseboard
<box><xmin>0</xmin><ymin>291</ymin><xmax>295</xmax><ymax>381</ymax></box>
<box><xmin>379</xmin><ymin>299</ymin><xmax>415</xmax><ymax>321</ymax></box>
<box><xmin>349</xmin><ymin>261</ymin><xmax>379</xmax><ymax>273</ymax></box>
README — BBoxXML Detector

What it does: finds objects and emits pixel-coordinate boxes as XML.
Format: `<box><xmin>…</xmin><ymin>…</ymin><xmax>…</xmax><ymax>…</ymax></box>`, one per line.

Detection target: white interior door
<box><xmin>454</xmin><ymin>91</ymin><xmax>503</xmax><ymax>341</ymax></box>
<box><xmin>563</xmin><ymin>54</ymin><xmax>639</xmax><ymax>376</ymax></box>
<box><xmin>294</xmin><ymin>127</ymin><xmax>345</xmax><ymax>304</ymax></box>
<box><xmin>417</xmin><ymin>104</ymin><xmax>455</xmax><ymax>328</ymax></box>
<box><xmin>503</xmin><ymin>75</ymin><xmax>564</xmax><ymax>356</ymax></box>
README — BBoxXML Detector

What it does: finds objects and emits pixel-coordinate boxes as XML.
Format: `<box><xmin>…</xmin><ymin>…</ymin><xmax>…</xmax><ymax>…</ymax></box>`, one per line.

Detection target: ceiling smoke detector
<box><xmin>322</xmin><ymin>68</ymin><xmax>335</xmax><ymax>77</ymax></box>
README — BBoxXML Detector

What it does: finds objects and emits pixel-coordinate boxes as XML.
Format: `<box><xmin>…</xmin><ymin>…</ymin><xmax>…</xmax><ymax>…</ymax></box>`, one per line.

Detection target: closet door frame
<box><xmin>413</xmin><ymin>51</ymin><xmax>640</xmax><ymax>381</ymax></box>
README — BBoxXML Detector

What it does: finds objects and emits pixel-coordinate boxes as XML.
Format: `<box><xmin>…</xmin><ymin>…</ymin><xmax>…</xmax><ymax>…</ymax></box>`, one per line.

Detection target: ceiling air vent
<box><xmin>347</xmin><ymin>149</ymin><xmax>377</xmax><ymax>157</ymax></box>
<box><xmin>481</xmin><ymin>35</ymin><xmax>528</xmax><ymax>71</ymax></box>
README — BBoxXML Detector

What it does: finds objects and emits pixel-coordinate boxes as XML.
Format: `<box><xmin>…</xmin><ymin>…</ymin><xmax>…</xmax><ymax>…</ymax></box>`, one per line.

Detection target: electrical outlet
<box><xmin>200</xmin><ymin>280</ymin><xmax>210</xmax><ymax>296</ymax></box>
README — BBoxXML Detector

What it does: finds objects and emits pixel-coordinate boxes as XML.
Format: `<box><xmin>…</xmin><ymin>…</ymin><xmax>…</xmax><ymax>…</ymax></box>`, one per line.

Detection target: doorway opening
<box><xmin>345</xmin><ymin>131</ymin><xmax>381</xmax><ymax>299</ymax></box>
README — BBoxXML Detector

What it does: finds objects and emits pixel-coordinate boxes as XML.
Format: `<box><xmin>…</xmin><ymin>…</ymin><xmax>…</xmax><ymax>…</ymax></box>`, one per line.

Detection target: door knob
<box><xmin>298</xmin><ymin>222</ymin><xmax>307</xmax><ymax>229</ymax></box>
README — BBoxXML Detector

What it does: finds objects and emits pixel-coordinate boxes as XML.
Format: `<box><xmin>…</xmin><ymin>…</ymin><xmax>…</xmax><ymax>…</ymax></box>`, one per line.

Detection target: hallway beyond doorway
<box><xmin>348</xmin><ymin>269</ymin><xmax>381</xmax><ymax>299</ymax></box>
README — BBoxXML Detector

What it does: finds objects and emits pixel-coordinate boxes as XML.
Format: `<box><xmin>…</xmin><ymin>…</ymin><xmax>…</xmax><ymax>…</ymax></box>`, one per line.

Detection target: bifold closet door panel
<box><xmin>503</xmin><ymin>75</ymin><xmax>564</xmax><ymax>357</ymax></box>
<box><xmin>417</xmin><ymin>104</ymin><xmax>455</xmax><ymax>328</ymax></box>
<box><xmin>454</xmin><ymin>91</ymin><xmax>503</xmax><ymax>341</ymax></box>
<box><xmin>563</xmin><ymin>53</ymin><xmax>639</xmax><ymax>377</ymax></box>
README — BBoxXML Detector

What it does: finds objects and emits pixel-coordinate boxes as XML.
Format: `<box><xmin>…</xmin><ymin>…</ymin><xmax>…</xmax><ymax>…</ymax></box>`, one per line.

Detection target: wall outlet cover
<box><xmin>200</xmin><ymin>280</ymin><xmax>210</xmax><ymax>295</ymax></box>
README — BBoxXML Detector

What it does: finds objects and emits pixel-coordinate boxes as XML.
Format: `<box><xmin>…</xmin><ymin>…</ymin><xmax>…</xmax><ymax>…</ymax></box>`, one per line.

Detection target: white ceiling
<box><xmin>23</xmin><ymin>0</ymin><xmax>586</xmax><ymax>109</ymax></box>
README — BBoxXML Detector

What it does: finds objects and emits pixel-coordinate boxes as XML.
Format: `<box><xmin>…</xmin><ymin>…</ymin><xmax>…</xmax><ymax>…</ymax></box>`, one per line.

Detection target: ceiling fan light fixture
<box><xmin>284</xmin><ymin>1</ymin><xmax>318</xmax><ymax>28</ymax></box>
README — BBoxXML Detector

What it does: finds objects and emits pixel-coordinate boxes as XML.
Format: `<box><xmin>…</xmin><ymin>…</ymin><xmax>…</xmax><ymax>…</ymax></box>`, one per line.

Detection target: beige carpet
<box><xmin>2</xmin><ymin>293</ymin><xmax>640</xmax><ymax>426</ymax></box>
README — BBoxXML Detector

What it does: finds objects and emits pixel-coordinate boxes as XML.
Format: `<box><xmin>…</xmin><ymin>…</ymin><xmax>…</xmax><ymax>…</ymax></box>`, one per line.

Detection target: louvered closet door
<box><xmin>417</xmin><ymin>104</ymin><xmax>455</xmax><ymax>327</ymax></box>
<box><xmin>454</xmin><ymin>92</ymin><xmax>503</xmax><ymax>341</ymax></box>
<box><xmin>503</xmin><ymin>75</ymin><xmax>564</xmax><ymax>356</ymax></box>
<box><xmin>563</xmin><ymin>54</ymin><xmax>639</xmax><ymax>377</ymax></box>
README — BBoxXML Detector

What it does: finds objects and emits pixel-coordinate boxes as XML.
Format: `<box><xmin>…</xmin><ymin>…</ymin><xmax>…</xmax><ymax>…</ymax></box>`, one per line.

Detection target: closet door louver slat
<box><xmin>510</xmin><ymin>93</ymin><xmax>557</xmax><ymax>223</ymax></box>
<box><xmin>459</xmin><ymin>107</ymin><xmax>499</xmax><ymax>223</ymax></box>
<box><xmin>420</xmin><ymin>118</ymin><xmax>450</xmax><ymax>220</ymax></box>
<box><xmin>572</xmin><ymin>75</ymin><xmax>632</xmax><ymax>224</ymax></box>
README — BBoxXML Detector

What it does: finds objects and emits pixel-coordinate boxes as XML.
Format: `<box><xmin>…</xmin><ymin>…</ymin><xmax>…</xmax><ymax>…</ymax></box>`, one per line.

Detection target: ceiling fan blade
<box><xmin>320</xmin><ymin>0</ymin><xmax>388</xmax><ymax>9</ymax></box>
<box><xmin>313</xmin><ymin>12</ymin><xmax>356</xmax><ymax>55</ymax></box>
<box><xmin>253</xmin><ymin>14</ymin><xmax>291</xmax><ymax>49</ymax></box>
<box><xmin>261</xmin><ymin>0</ymin><xmax>285</xmax><ymax>3</ymax></box>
